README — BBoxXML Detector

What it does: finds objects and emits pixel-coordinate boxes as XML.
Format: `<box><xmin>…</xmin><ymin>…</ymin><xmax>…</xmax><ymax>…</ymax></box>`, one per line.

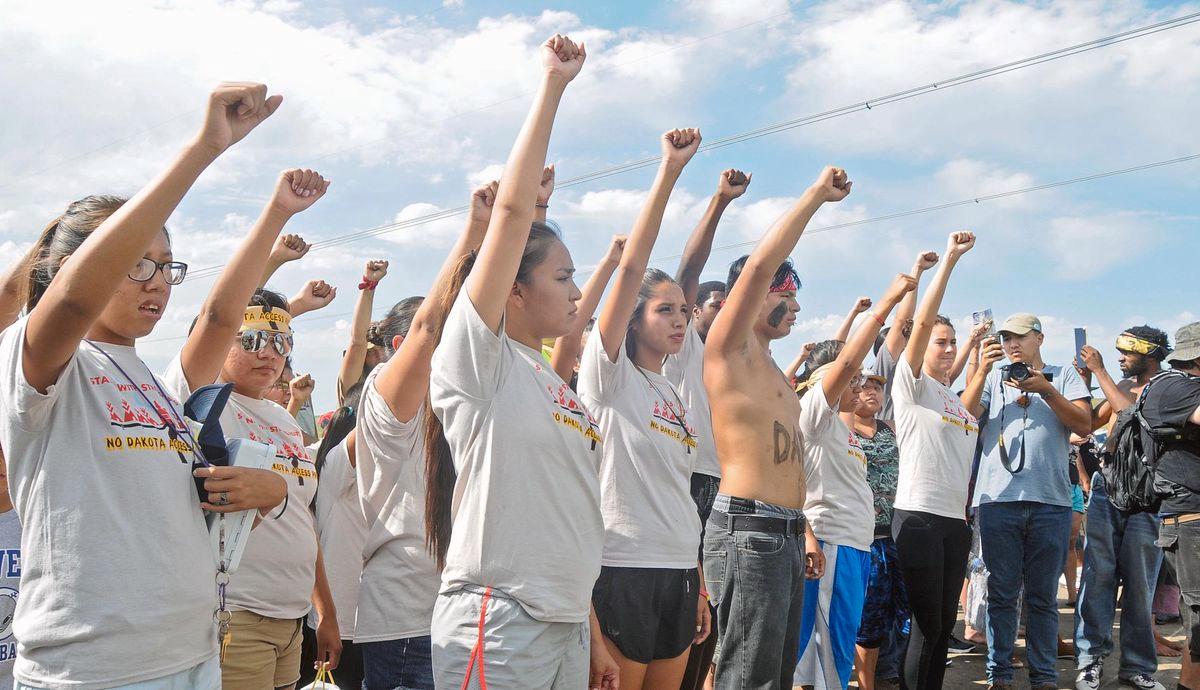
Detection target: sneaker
<box><xmin>1076</xmin><ymin>663</ymin><xmax>1102</xmax><ymax>690</ymax></box>
<box><xmin>1120</xmin><ymin>674</ymin><xmax>1166</xmax><ymax>690</ymax></box>
<box><xmin>948</xmin><ymin>635</ymin><xmax>977</xmax><ymax>654</ymax></box>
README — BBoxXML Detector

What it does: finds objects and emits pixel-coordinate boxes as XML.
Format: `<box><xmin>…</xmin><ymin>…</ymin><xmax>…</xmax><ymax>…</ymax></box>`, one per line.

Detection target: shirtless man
<box><xmin>702</xmin><ymin>165</ymin><xmax>852</xmax><ymax>689</ymax></box>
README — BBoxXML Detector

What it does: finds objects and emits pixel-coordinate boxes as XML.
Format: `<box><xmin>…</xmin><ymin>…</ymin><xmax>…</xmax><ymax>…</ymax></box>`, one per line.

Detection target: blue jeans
<box><xmin>978</xmin><ymin>500</ymin><xmax>1072</xmax><ymax>685</ymax></box>
<box><xmin>704</xmin><ymin>496</ymin><xmax>807</xmax><ymax>690</ymax></box>
<box><xmin>360</xmin><ymin>635</ymin><xmax>434</xmax><ymax>690</ymax></box>
<box><xmin>1074</xmin><ymin>474</ymin><xmax>1162</xmax><ymax>677</ymax></box>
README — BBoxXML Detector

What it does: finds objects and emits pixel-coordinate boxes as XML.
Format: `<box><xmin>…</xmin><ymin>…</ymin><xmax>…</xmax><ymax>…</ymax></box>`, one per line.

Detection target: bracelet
<box><xmin>868</xmin><ymin>310</ymin><xmax>885</xmax><ymax>327</ymax></box>
<box><xmin>699</xmin><ymin>589</ymin><xmax>710</xmax><ymax>601</ymax></box>
<box><xmin>358</xmin><ymin>277</ymin><xmax>378</xmax><ymax>291</ymax></box>
<box><xmin>535</xmin><ymin>203</ymin><xmax>549</xmax><ymax>209</ymax></box>
<box><xmin>272</xmin><ymin>492</ymin><xmax>289</xmax><ymax>520</ymax></box>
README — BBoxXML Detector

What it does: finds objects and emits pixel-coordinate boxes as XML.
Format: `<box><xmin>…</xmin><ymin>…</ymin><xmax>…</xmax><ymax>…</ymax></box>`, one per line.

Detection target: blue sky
<box><xmin>2</xmin><ymin>0</ymin><xmax>1198</xmax><ymax>412</ymax></box>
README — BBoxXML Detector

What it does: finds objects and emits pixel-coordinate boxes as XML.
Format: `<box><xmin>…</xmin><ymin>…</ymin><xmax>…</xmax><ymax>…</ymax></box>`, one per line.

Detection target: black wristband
<box><xmin>272</xmin><ymin>492</ymin><xmax>289</xmax><ymax>520</ymax></box>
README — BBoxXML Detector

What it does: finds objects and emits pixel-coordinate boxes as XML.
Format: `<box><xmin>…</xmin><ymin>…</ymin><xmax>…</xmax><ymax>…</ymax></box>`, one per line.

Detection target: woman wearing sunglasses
<box><xmin>0</xmin><ymin>83</ymin><xmax>287</xmax><ymax>690</ymax></box>
<box><xmin>163</xmin><ymin>165</ymin><xmax>337</xmax><ymax>690</ymax></box>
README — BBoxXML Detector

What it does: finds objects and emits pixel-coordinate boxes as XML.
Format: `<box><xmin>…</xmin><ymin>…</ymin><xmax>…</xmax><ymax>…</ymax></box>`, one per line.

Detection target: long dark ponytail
<box><xmin>422</xmin><ymin>251</ymin><xmax>478</xmax><ymax>570</ymax></box>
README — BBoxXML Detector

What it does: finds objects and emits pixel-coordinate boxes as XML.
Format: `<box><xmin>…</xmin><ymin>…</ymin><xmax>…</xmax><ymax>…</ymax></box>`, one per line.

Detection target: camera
<box><xmin>1001</xmin><ymin>362</ymin><xmax>1053</xmax><ymax>383</ymax></box>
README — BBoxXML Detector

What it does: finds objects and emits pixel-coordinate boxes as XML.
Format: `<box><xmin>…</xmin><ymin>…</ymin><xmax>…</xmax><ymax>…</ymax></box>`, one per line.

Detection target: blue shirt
<box><xmin>973</xmin><ymin>364</ymin><xmax>1090</xmax><ymax>507</ymax></box>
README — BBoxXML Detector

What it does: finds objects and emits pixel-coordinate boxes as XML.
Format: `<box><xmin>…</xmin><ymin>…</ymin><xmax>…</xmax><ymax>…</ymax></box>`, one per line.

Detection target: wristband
<box><xmin>535</xmin><ymin>203</ymin><xmax>550</xmax><ymax>209</ymax></box>
<box><xmin>358</xmin><ymin>277</ymin><xmax>378</xmax><ymax>291</ymax></box>
<box><xmin>272</xmin><ymin>492</ymin><xmax>289</xmax><ymax>520</ymax></box>
<box><xmin>868</xmin><ymin>311</ymin><xmax>885</xmax><ymax>328</ymax></box>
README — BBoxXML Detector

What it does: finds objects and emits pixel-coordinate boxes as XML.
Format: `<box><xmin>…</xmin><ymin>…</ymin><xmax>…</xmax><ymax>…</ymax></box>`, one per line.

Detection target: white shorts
<box><xmin>431</xmin><ymin>586</ymin><xmax>589</xmax><ymax>690</ymax></box>
<box><xmin>16</xmin><ymin>655</ymin><xmax>220</xmax><ymax>690</ymax></box>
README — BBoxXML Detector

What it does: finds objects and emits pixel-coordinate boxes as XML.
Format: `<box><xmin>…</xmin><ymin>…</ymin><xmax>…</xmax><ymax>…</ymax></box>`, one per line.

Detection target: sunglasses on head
<box><xmin>129</xmin><ymin>258</ymin><xmax>187</xmax><ymax>285</ymax></box>
<box><xmin>1116</xmin><ymin>334</ymin><xmax>1159</xmax><ymax>356</ymax></box>
<box><xmin>238</xmin><ymin>329</ymin><xmax>293</xmax><ymax>356</ymax></box>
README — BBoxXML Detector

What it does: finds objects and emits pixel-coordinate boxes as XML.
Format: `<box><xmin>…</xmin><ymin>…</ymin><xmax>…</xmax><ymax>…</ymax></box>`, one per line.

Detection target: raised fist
<box><xmin>604</xmin><ymin>235</ymin><xmax>628</xmax><ymax>264</ymax></box>
<box><xmin>810</xmin><ymin>166</ymin><xmax>852</xmax><ymax>203</ymax></box>
<box><xmin>537</xmin><ymin>165</ymin><xmax>556</xmax><ymax>206</ymax></box>
<box><xmin>946</xmin><ymin>231</ymin><xmax>976</xmax><ymax>258</ymax></box>
<box><xmin>469</xmin><ymin>181</ymin><xmax>499</xmax><ymax>225</ymax></box>
<box><xmin>289</xmin><ymin>373</ymin><xmax>314</xmax><ymax>404</ymax></box>
<box><xmin>271</xmin><ymin>169</ymin><xmax>331</xmax><ymax>215</ymax></box>
<box><xmin>883</xmin><ymin>273</ymin><xmax>918</xmax><ymax>303</ymax></box>
<box><xmin>196</xmin><ymin>82</ymin><xmax>283</xmax><ymax>155</ymax></box>
<box><xmin>662</xmin><ymin>128</ymin><xmax>702</xmax><ymax>168</ymax></box>
<box><xmin>853</xmin><ymin>297</ymin><xmax>872</xmax><ymax>313</ymax></box>
<box><xmin>271</xmin><ymin>234</ymin><xmax>310</xmax><ymax>265</ymax></box>
<box><xmin>542</xmin><ymin>34</ymin><xmax>586</xmax><ymax>84</ymax></box>
<box><xmin>292</xmin><ymin>279</ymin><xmax>337</xmax><ymax>314</ymax></box>
<box><xmin>717</xmin><ymin>169</ymin><xmax>751</xmax><ymax>201</ymax></box>
<box><xmin>916</xmin><ymin>251</ymin><xmax>940</xmax><ymax>271</ymax></box>
<box><xmin>363</xmin><ymin>260</ymin><xmax>389</xmax><ymax>283</ymax></box>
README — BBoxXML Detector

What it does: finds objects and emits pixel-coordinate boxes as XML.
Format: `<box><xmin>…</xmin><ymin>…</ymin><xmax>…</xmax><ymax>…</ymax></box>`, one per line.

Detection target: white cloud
<box><xmin>467</xmin><ymin>164</ymin><xmax>505</xmax><ymax>188</ymax></box>
<box><xmin>1044</xmin><ymin>213</ymin><xmax>1162</xmax><ymax>276</ymax></box>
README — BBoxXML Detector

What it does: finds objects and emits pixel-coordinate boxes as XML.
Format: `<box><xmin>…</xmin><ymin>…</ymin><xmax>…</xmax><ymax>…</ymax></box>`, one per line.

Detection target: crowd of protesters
<box><xmin>0</xmin><ymin>33</ymin><xmax>1198</xmax><ymax>690</ymax></box>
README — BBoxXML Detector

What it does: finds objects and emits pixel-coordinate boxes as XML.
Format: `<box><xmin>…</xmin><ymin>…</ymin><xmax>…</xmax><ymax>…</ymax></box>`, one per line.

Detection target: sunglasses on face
<box><xmin>238</xmin><ymin>329</ymin><xmax>293</xmax><ymax>356</ymax></box>
<box><xmin>129</xmin><ymin>258</ymin><xmax>188</xmax><ymax>285</ymax></box>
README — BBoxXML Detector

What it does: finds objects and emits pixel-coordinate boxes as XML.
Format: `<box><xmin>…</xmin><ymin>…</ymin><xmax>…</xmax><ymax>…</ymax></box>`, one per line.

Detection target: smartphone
<box><xmin>1074</xmin><ymin>327</ymin><xmax>1088</xmax><ymax>369</ymax></box>
<box><xmin>297</xmin><ymin>399</ymin><xmax>318</xmax><ymax>441</ymax></box>
<box><xmin>973</xmin><ymin>309</ymin><xmax>997</xmax><ymax>338</ymax></box>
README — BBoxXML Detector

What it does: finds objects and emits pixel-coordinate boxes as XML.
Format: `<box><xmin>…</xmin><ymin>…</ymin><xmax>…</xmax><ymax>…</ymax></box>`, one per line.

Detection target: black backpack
<box><xmin>1102</xmin><ymin>371</ymin><xmax>1195</xmax><ymax>513</ymax></box>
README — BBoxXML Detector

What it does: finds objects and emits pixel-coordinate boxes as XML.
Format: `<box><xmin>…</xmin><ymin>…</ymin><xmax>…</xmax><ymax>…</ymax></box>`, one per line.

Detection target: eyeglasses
<box><xmin>238</xmin><ymin>329</ymin><xmax>293</xmax><ymax>356</ymax></box>
<box><xmin>129</xmin><ymin>258</ymin><xmax>188</xmax><ymax>285</ymax></box>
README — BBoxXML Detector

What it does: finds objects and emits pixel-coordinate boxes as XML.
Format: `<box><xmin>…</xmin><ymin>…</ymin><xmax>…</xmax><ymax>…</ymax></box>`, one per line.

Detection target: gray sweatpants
<box><xmin>431</xmin><ymin>585</ymin><xmax>590</xmax><ymax>689</ymax></box>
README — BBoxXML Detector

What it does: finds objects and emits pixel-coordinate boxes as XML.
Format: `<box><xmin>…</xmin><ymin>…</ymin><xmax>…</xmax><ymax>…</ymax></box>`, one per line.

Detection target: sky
<box><xmin>2</xmin><ymin>0</ymin><xmax>1198</xmax><ymax>413</ymax></box>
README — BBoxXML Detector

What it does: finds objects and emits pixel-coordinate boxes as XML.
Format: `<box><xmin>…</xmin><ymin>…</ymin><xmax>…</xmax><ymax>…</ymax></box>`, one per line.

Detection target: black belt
<box><xmin>711</xmin><ymin>510</ymin><xmax>805</xmax><ymax>537</ymax></box>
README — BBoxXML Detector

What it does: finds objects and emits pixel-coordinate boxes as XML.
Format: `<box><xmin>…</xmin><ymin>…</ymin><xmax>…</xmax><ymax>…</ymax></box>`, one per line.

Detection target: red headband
<box><xmin>769</xmin><ymin>273</ymin><xmax>799</xmax><ymax>294</ymax></box>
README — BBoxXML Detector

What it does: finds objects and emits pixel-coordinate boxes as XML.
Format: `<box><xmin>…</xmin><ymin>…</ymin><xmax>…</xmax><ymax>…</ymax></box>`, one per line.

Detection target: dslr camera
<box><xmin>1001</xmin><ymin>361</ymin><xmax>1053</xmax><ymax>383</ymax></box>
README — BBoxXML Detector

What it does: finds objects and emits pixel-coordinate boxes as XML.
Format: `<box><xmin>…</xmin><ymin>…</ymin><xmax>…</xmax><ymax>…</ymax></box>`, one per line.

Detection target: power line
<box><xmin>182</xmin><ymin>9</ymin><xmax>1200</xmax><ymax>279</ymax></box>
<box><xmin>148</xmin><ymin>149</ymin><xmax>1200</xmax><ymax>347</ymax></box>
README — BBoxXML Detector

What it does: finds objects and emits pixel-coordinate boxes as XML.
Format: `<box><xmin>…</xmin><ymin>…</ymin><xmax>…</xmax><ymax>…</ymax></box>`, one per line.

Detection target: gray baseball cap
<box><xmin>1168</xmin><ymin>321</ymin><xmax>1200</xmax><ymax>365</ymax></box>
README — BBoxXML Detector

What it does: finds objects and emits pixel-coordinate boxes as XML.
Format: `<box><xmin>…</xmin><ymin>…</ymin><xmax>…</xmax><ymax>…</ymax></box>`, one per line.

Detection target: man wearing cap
<box><xmin>1073</xmin><ymin>326</ymin><xmax>1172</xmax><ymax>690</ymax></box>
<box><xmin>967</xmin><ymin>313</ymin><xmax>1092</xmax><ymax>690</ymax></box>
<box><xmin>1144</xmin><ymin>322</ymin><xmax>1200</xmax><ymax>690</ymax></box>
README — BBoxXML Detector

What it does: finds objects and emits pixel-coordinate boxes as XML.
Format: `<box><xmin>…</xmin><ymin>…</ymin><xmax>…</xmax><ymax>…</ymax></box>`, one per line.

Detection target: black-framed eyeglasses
<box><xmin>238</xmin><ymin>329</ymin><xmax>293</xmax><ymax>356</ymax></box>
<box><xmin>129</xmin><ymin>258</ymin><xmax>188</xmax><ymax>285</ymax></box>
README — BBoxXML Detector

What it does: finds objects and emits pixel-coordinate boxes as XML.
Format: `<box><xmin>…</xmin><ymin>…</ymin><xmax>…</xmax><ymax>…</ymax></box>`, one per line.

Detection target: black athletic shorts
<box><xmin>592</xmin><ymin>565</ymin><xmax>699</xmax><ymax>664</ymax></box>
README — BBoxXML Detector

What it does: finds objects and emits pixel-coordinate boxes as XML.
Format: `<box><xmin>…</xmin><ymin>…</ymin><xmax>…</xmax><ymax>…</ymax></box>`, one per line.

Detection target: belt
<box><xmin>711</xmin><ymin>510</ymin><xmax>806</xmax><ymax>537</ymax></box>
<box><xmin>1162</xmin><ymin>513</ymin><xmax>1200</xmax><ymax>525</ymax></box>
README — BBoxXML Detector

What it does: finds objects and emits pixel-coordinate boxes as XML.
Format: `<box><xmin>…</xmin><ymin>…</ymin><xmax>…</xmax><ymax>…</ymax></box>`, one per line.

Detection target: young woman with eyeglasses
<box><xmin>161</xmin><ymin>164</ymin><xmax>339</xmax><ymax>690</ymax></box>
<box><xmin>576</xmin><ymin>128</ymin><xmax>711</xmax><ymax>690</ymax></box>
<box><xmin>0</xmin><ymin>82</ymin><xmax>287</xmax><ymax>690</ymax></box>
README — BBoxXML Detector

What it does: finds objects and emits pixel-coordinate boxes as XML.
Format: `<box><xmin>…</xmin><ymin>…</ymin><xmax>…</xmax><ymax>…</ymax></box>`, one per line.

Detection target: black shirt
<box><xmin>1145</xmin><ymin>372</ymin><xmax>1200</xmax><ymax>514</ymax></box>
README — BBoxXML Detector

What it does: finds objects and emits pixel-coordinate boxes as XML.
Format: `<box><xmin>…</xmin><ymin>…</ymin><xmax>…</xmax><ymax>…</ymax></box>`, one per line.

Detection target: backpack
<box><xmin>1102</xmin><ymin>370</ymin><xmax>1196</xmax><ymax>513</ymax></box>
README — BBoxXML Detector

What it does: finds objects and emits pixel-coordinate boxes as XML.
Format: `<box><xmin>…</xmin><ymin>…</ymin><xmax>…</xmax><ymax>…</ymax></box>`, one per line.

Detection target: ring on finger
<box><xmin>216</xmin><ymin>491</ymin><xmax>230</xmax><ymax>506</ymax></box>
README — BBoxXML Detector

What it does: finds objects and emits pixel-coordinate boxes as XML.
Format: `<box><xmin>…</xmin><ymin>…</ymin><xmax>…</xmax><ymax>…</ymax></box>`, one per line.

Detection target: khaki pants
<box><xmin>221</xmin><ymin>610</ymin><xmax>304</xmax><ymax>690</ymax></box>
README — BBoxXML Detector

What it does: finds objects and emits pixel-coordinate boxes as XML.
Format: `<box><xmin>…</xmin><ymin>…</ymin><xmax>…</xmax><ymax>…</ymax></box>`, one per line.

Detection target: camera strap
<box><xmin>997</xmin><ymin>385</ymin><xmax>1027</xmax><ymax>474</ymax></box>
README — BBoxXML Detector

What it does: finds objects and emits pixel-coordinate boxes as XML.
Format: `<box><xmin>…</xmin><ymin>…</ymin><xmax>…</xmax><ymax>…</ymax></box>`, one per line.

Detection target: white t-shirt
<box><xmin>0</xmin><ymin>509</ymin><xmax>23</xmax><ymax>690</ymax></box>
<box><xmin>306</xmin><ymin>439</ymin><xmax>366</xmax><ymax>640</ymax></box>
<box><xmin>662</xmin><ymin>323</ymin><xmax>720</xmax><ymax>478</ymax></box>
<box><xmin>355</xmin><ymin>366</ymin><xmax>440</xmax><ymax>642</ymax></box>
<box><xmin>164</xmin><ymin>358</ymin><xmax>318</xmax><ymax>621</ymax></box>
<box><xmin>429</xmin><ymin>293</ymin><xmax>604</xmax><ymax>623</ymax></box>
<box><xmin>0</xmin><ymin>321</ymin><xmax>216</xmax><ymax>689</ymax></box>
<box><xmin>892</xmin><ymin>357</ymin><xmax>980</xmax><ymax>519</ymax></box>
<box><xmin>798</xmin><ymin>379</ymin><xmax>874</xmax><ymax>551</ymax></box>
<box><xmin>579</xmin><ymin>332</ymin><xmax>701</xmax><ymax>569</ymax></box>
